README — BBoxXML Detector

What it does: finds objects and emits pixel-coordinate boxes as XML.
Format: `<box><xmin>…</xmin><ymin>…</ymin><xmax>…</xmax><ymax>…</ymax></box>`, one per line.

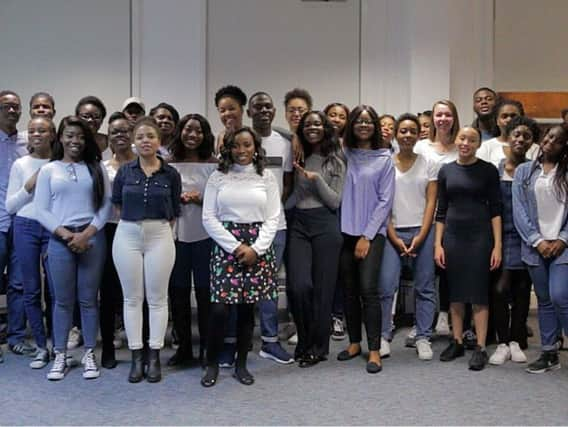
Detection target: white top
<box><xmin>101</xmin><ymin>147</ymin><xmax>113</xmax><ymax>161</ymax></box>
<box><xmin>392</xmin><ymin>154</ymin><xmax>439</xmax><ymax>228</ymax></box>
<box><xmin>6</xmin><ymin>156</ymin><xmax>49</xmax><ymax>220</ymax></box>
<box><xmin>413</xmin><ymin>139</ymin><xmax>458</xmax><ymax>165</ymax></box>
<box><xmin>103</xmin><ymin>160</ymin><xmax>120</xmax><ymax>224</ymax></box>
<box><xmin>262</xmin><ymin>130</ymin><xmax>292</xmax><ymax>230</ymax></box>
<box><xmin>34</xmin><ymin>160</ymin><xmax>112</xmax><ymax>233</ymax></box>
<box><xmin>477</xmin><ymin>137</ymin><xmax>540</xmax><ymax>167</ymax></box>
<box><xmin>535</xmin><ymin>165</ymin><xmax>566</xmax><ymax>241</ymax></box>
<box><xmin>202</xmin><ymin>164</ymin><xmax>280</xmax><ymax>256</ymax></box>
<box><xmin>170</xmin><ymin>162</ymin><xmax>217</xmax><ymax>243</ymax></box>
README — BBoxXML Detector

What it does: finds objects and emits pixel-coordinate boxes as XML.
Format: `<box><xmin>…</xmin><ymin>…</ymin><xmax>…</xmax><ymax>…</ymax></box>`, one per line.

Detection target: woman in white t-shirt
<box><xmin>477</xmin><ymin>99</ymin><xmax>539</xmax><ymax>167</ymax></box>
<box><xmin>378</xmin><ymin>114</ymin><xmax>438</xmax><ymax>360</ymax></box>
<box><xmin>6</xmin><ymin>117</ymin><xmax>54</xmax><ymax>369</ymax></box>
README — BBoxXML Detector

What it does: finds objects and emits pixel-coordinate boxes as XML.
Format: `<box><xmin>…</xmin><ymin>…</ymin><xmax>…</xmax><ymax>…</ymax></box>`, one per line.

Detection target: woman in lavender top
<box><xmin>336</xmin><ymin>105</ymin><xmax>395</xmax><ymax>374</ymax></box>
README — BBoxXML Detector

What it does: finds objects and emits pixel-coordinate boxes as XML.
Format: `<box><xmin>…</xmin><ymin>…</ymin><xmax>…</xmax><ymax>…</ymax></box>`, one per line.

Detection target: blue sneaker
<box><xmin>218</xmin><ymin>343</ymin><xmax>236</xmax><ymax>368</ymax></box>
<box><xmin>259</xmin><ymin>342</ymin><xmax>294</xmax><ymax>364</ymax></box>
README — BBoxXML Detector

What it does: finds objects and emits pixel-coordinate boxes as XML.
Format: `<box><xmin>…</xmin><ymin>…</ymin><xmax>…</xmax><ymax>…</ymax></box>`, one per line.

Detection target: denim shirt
<box><xmin>112</xmin><ymin>158</ymin><xmax>181</xmax><ymax>221</ymax></box>
<box><xmin>498</xmin><ymin>160</ymin><xmax>524</xmax><ymax>269</ymax></box>
<box><xmin>512</xmin><ymin>161</ymin><xmax>568</xmax><ymax>266</ymax></box>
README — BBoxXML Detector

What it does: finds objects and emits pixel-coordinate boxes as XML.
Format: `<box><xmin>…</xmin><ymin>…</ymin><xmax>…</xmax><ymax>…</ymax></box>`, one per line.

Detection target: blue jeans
<box><xmin>1</xmin><ymin>227</ymin><xmax>26</xmax><ymax>346</ymax></box>
<box><xmin>528</xmin><ymin>257</ymin><xmax>568</xmax><ymax>351</ymax></box>
<box><xmin>378</xmin><ymin>227</ymin><xmax>436</xmax><ymax>340</ymax></box>
<box><xmin>13</xmin><ymin>216</ymin><xmax>51</xmax><ymax>349</ymax></box>
<box><xmin>48</xmin><ymin>230</ymin><xmax>106</xmax><ymax>352</ymax></box>
<box><xmin>226</xmin><ymin>230</ymin><xmax>286</xmax><ymax>344</ymax></box>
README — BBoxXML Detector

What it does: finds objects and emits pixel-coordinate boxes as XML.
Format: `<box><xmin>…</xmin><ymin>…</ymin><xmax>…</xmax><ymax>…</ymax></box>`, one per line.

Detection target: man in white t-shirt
<box><xmin>247</xmin><ymin>91</ymin><xmax>294</xmax><ymax>364</ymax></box>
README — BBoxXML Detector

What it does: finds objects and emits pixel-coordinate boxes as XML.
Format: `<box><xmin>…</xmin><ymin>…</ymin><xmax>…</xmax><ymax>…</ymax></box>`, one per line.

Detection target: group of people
<box><xmin>0</xmin><ymin>84</ymin><xmax>567</xmax><ymax>387</ymax></box>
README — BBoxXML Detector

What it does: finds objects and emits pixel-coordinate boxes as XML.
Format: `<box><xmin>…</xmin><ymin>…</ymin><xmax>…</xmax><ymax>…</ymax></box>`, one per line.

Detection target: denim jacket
<box><xmin>512</xmin><ymin>161</ymin><xmax>568</xmax><ymax>266</ymax></box>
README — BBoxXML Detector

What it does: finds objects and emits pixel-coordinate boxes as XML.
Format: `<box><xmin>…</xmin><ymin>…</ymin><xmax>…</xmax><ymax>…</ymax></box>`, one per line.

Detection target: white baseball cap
<box><xmin>122</xmin><ymin>97</ymin><xmax>145</xmax><ymax>112</ymax></box>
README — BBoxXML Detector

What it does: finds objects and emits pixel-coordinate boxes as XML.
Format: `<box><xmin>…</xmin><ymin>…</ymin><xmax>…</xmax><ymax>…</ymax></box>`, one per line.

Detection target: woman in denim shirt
<box><xmin>490</xmin><ymin>116</ymin><xmax>541</xmax><ymax>366</ymax></box>
<box><xmin>513</xmin><ymin>124</ymin><xmax>568</xmax><ymax>374</ymax></box>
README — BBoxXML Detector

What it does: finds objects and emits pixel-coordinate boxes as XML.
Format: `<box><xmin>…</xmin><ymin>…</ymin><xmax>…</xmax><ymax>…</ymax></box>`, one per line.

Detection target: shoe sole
<box><xmin>259</xmin><ymin>350</ymin><xmax>294</xmax><ymax>364</ymax></box>
<box><xmin>526</xmin><ymin>364</ymin><xmax>561</xmax><ymax>374</ymax></box>
<box><xmin>511</xmin><ymin>357</ymin><xmax>527</xmax><ymax>363</ymax></box>
<box><xmin>219</xmin><ymin>362</ymin><xmax>234</xmax><ymax>368</ymax></box>
<box><xmin>83</xmin><ymin>372</ymin><xmax>101</xmax><ymax>379</ymax></box>
<box><xmin>331</xmin><ymin>335</ymin><xmax>346</xmax><ymax>341</ymax></box>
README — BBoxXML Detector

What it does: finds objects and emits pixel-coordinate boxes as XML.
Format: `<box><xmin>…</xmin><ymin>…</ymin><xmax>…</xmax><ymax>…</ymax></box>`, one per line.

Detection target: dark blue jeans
<box><xmin>1</xmin><ymin>227</ymin><xmax>26</xmax><ymax>346</ymax></box>
<box><xmin>12</xmin><ymin>216</ymin><xmax>51</xmax><ymax>349</ymax></box>
<box><xmin>48</xmin><ymin>230</ymin><xmax>106</xmax><ymax>352</ymax></box>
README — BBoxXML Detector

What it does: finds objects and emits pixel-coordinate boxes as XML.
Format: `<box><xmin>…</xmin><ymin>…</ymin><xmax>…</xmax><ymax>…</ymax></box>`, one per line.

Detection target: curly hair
<box><xmin>218</xmin><ymin>127</ymin><xmax>265</xmax><ymax>176</ymax></box>
<box><xmin>169</xmin><ymin>113</ymin><xmax>215</xmax><ymax>161</ymax></box>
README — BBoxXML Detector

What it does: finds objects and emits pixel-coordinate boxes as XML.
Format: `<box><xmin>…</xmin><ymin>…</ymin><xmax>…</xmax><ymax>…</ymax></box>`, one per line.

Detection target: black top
<box><xmin>435</xmin><ymin>159</ymin><xmax>501</xmax><ymax>228</ymax></box>
<box><xmin>112</xmin><ymin>158</ymin><xmax>181</xmax><ymax>221</ymax></box>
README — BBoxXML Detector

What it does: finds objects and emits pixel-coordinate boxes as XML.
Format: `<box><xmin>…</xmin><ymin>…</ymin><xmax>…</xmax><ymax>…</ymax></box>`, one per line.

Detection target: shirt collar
<box><xmin>132</xmin><ymin>156</ymin><xmax>166</xmax><ymax>173</ymax></box>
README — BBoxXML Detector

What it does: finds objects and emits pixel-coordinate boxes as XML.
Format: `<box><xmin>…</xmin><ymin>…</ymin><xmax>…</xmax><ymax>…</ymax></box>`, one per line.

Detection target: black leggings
<box><xmin>100</xmin><ymin>224</ymin><xmax>123</xmax><ymax>350</ymax></box>
<box><xmin>491</xmin><ymin>269</ymin><xmax>531</xmax><ymax>348</ymax></box>
<box><xmin>206</xmin><ymin>303</ymin><xmax>254</xmax><ymax>367</ymax></box>
<box><xmin>340</xmin><ymin>234</ymin><xmax>385</xmax><ymax>351</ymax></box>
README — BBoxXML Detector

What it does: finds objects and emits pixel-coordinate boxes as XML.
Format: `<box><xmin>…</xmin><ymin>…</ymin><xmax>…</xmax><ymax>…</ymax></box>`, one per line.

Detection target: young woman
<box><xmin>414</xmin><ymin>100</ymin><xmax>461</xmax><ymax>337</ymax></box>
<box><xmin>112</xmin><ymin>117</ymin><xmax>181</xmax><ymax>383</ymax></box>
<box><xmin>418</xmin><ymin>111</ymin><xmax>432</xmax><ymax>141</ymax></box>
<box><xmin>6</xmin><ymin>117</ymin><xmax>55</xmax><ymax>369</ymax></box>
<box><xmin>513</xmin><ymin>124</ymin><xmax>568</xmax><ymax>374</ymax></box>
<box><xmin>489</xmin><ymin>116</ymin><xmax>541</xmax><ymax>366</ymax></box>
<box><xmin>287</xmin><ymin>111</ymin><xmax>345</xmax><ymax>367</ymax></box>
<box><xmin>336</xmin><ymin>105</ymin><xmax>395</xmax><ymax>374</ymax></box>
<box><xmin>149</xmin><ymin>102</ymin><xmax>180</xmax><ymax>156</ymax></box>
<box><xmin>378</xmin><ymin>114</ymin><xmax>438</xmax><ymax>361</ymax></box>
<box><xmin>324</xmin><ymin>103</ymin><xmax>349</xmax><ymax>146</ymax></box>
<box><xmin>167</xmin><ymin>113</ymin><xmax>217</xmax><ymax>367</ymax></box>
<box><xmin>100</xmin><ymin>112</ymin><xmax>137</xmax><ymax>369</ymax></box>
<box><xmin>477</xmin><ymin>99</ymin><xmax>539</xmax><ymax>167</ymax></box>
<box><xmin>379</xmin><ymin>114</ymin><xmax>397</xmax><ymax>152</ymax></box>
<box><xmin>201</xmin><ymin>127</ymin><xmax>280</xmax><ymax>387</ymax></box>
<box><xmin>214</xmin><ymin>85</ymin><xmax>247</xmax><ymax>153</ymax></box>
<box><xmin>35</xmin><ymin>116</ymin><xmax>111</xmax><ymax>380</ymax></box>
<box><xmin>75</xmin><ymin>96</ymin><xmax>108</xmax><ymax>159</ymax></box>
<box><xmin>435</xmin><ymin>126</ymin><xmax>502</xmax><ymax>371</ymax></box>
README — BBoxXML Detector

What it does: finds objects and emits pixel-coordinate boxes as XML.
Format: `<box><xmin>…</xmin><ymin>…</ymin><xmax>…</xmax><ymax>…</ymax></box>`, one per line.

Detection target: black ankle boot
<box><xmin>102</xmin><ymin>345</ymin><xmax>117</xmax><ymax>369</ymax></box>
<box><xmin>128</xmin><ymin>349</ymin><xmax>144</xmax><ymax>383</ymax></box>
<box><xmin>146</xmin><ymin>349</ymin><xmax>161</xmax><ymax>383</ymax></box>
<box><xmin>167</xmin><ymin>346</ymin><xmax>194</xmax><ymax>367</ymax></box>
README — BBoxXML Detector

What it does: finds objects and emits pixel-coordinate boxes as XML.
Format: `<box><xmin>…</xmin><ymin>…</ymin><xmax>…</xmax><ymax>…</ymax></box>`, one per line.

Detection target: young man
<box><xmin>472</xmin><ymin>87</ymin><xmax>499</xmax><ymax>142</ymax></box>
<box><xmin>247</xmin><ymin>91</ymin><xmax>294</xmax><ymax>364</ymax></box>
<box><xmin>0</xmin><ymin>90</ymin><xmax>30</xmax><ymax>362</ymax></box>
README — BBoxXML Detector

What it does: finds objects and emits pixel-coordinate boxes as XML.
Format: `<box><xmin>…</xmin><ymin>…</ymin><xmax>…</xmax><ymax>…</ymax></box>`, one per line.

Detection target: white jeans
<box><xmin>113</xmin><ymin>220</ymin><xmax>175</xmax><ymax>350</ymax></box>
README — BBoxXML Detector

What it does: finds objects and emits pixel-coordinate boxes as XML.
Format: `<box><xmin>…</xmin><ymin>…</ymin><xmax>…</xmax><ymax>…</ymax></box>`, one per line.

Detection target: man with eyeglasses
<box><xmin>0</xmin><ymin>90</ymin><xmax>30</xmax><ymax>362</ymax></box>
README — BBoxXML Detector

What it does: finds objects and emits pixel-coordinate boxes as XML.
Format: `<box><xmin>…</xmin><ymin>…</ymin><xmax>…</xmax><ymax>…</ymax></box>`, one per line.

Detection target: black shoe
<box><xmin>462</xmin><ymin>330</ymin><xmax>477</xmax><ymax>350</ymax></box>
<box><xmin>439</xmin><ymin>339</ymin><xmax>465</xmax><ymax>362</ymax></box>
<box><xmin>128</xmin><ymin>349</ymin><xmax>144</xmax><ymax>383</ymax></box>
<box><xmin>201</xmin><ymin>365</ymin><xmax>219</xmax><ymax>387</ymax></box>
<box><xmin>233</xmin><ymin>366</ymin><xmax>254</xmax><ymax>385</ymax></box>
<box><xmin>298</xmin><ymin>354</ymin><xmax>325</xmax><ymax>368</ymax></box>
<box><xmin>146</xmin><ymin>349</ymin><xmax>161</xmax><ymax>383</ymax></box>
<box><xmin>366</xmin><ymin>361</ymin><xmax>382</xmax><ymax>374</ymax></box>
<box><xmin>167</xmin><ymin>348</ymin><xmax>195</xmax><ymax>367</ymax></box>
<box><xmin>468</xmin><ymin>346</ymin><xmax>488</xmax><ymax>371</ymax></box>
<box><xmin>101</xmin><ymin>347</ymin><xmax>117</xmax><ymax>369</ymax></box>
<box><xmin>337</xmin><ymin>349</ymin><xmax>361</xmax><ymax>361</ymax></box>
<box><xmin>526</xmin><ymin>351</ymin><xmax>561</xmax><ymax>374</ymax></box>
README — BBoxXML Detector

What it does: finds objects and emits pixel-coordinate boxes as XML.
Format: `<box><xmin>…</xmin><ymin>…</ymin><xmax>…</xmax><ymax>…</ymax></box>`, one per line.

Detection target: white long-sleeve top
<box><xmin>34</xmin><ymin>160</ymin><xmax>111</xmax><ymax>233</ymax></box>
<box><xmin>202</xmin><ymin>163</ymin><xmax>281</xmax><ymax>256</ymax></box>
<box><xmin>6</xmin><ymin>156</ymin><xmax>49</xmax><ymax>220</ymax></box>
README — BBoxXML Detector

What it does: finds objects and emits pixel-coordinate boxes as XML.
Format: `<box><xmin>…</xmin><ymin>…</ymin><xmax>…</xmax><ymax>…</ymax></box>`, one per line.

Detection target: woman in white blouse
<box><xmin>6</xmin><ymin>117</ymin><xmax>54</xmax><ymax>369</ymax></box>
<box><xmin>201</xmin><ymin>126</ymin><xmax>280</xmax><ymax>387</ymax></box>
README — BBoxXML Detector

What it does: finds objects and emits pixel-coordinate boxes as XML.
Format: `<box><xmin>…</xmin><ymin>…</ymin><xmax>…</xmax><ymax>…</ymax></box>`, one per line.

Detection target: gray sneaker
<box><xmin>47</xmin><ymin>351</ymin><xmax>68</xmax><ymax>381</ymax></box>
<box><xmin>30</xmin><ymin>348</ymin><xmax>50</xmax><ymax>369</ymax></box>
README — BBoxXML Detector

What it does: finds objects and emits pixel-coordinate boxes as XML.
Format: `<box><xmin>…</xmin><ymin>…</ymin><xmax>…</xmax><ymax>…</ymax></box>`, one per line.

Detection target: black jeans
<box><xmin>287</xmin><ymin>208</ymin><xmax>342</xmax><ymax>358</ymax></box>
<box><xmin>100</xmin><ymin>223</ymin><xmax>123</xmax><ymax>350</ymax></box>
<box><xmin>492</xmin><ymin>269</ymin><xmax>531</xmax><ymax>348</ymax></box>
<box><xmin>339</xmin><ymin>234</ymin><xmax>385</xmax><ymax>351</ymax></box>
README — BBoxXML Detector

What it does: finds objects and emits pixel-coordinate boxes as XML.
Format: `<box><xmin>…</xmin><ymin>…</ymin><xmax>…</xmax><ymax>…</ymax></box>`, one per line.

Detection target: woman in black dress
<box><xmin>434</xmin><ymin>126</ymin><xmax>502</xmax><ymax>371</ymax></box>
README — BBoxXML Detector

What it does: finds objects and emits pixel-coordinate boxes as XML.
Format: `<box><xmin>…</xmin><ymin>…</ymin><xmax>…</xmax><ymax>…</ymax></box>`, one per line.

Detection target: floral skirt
<box><xmin>210</xmin><ymin>222</ymin><xmax>277</xmax><ymax>304</ymax></box>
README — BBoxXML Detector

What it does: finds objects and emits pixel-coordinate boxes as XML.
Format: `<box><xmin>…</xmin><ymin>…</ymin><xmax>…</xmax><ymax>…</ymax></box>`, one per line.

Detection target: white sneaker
<box><xmin>416</xmin><ymin>339</ymin><xmax>433</xmax><ymax>360</ymax></box>
<box><xmin>47</xmin><ymin>351</ymin><xmax>68</xmax><ymax>381</ymax></box>
<box><xmin>30</xmin><ymin>348</ymin><xmax>50</xmax><ymax>369</ymax></box>
<box><xmin>435</xmin><ymin>312</ymin><xmax>450</xmax><ymax>336</ymax></box>
<box><xmin>509</xmin><ymin>341</ymin><xmax>527</xmax><ymax>363</ymax></box>
<box><xmin>489</xmin><ymin>343</ymin><xmax>511</xmax><ymax>365</ymax></box>
<box><xmin>81</xmin><ymin>349</ymin><xmax>100</xmax><ymax>379</ymax></box>
<box><xmin>379</xmin><ymin>337</ymin><xmax>391</xmax><ymax>358</ymax></box>
<box><xmin>67</xmin><ymin>327</ymin><xmax>83</xmax><ymax>350</ymax></box>
<box><xmin>287</xmin><ymin>333</ymin><xmax>298</xmax><ymax>346</ymax></box>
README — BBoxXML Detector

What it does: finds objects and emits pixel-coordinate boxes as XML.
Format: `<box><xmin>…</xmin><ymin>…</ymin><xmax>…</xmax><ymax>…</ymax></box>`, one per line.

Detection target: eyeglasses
<box><xmin>0</xmin><ymin>103</ymin><xmax>21</xmax><ymax>112</ymax></box>
<box><xmin>79</xmin><ymin>113</ymin><xmax>102</xmax><ymax>122</ymax></box>
<box><xmin>66</xmin><ymin>163</ymin><xmax>77</xmax><ymax>182</ymax></box>
<box><xmin>354</xmin><ymin>119</ymin><xmax>375</xmax><ymax>126</ymax></box>
<box><xmin>286</xmin><ymin>107</ymin><xmax>307</xmax><ymax>116</ymax></box>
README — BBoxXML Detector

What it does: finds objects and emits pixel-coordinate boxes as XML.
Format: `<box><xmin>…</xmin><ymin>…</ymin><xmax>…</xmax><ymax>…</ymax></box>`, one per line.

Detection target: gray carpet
<box><xmin>1</xmin><ymin>316</ymin><xmax>568</xmax><ymax>426</ymax></box>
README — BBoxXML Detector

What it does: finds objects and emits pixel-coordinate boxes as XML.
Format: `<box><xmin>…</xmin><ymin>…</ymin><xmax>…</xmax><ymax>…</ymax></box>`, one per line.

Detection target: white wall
<box><xmin>494</xmin><ymin>0</ymin><xmax>568</xmax><ymax>91</ymax></box>
<box><xmin>0</xmin><ymin>0</ymin><xmax>131</xmax><ymax>128</ymax></box>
